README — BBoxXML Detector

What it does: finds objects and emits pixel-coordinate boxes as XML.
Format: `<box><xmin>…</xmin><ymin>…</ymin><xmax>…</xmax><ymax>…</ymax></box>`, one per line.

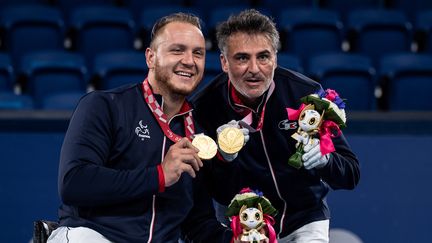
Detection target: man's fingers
<box><xmin>303</xmin><ymin>149</ymin><xmax>321</xmax><ymax>163</ymax></box>
<box><xmin>192</xmin><ymin>152</ymin><xmax>203</xmax><ymax>168</ymax></box>
<box><xmin>173</xmin><ymin>138</ymin><xmax>200</xmax><ymax>153</ymax></box>
<box><xmin>180</xmin><ymin>163</ymin><xmax>196</xmax><ymax>178</ymax></box>
<box><xmin>172</xmin><ymin>137</ymin><xmax>189</xmax><ymax>148</ymax></box>
<box><xmin>217</xmin><ymin>120</ymin><xmax>240</xmax><ymax>134</ymax></box>
<box><xmin>179</xmin><ymin>147</ymin><xmax>203</xmax><ymax>168</ymax></box>
<box><xmin>227</xmin><ymin>120</ymin><xmax>239</xmax><ymax>127</ymax></box>
<box><xmin>303</xmin><ymin>142</ymin><xmax>320</xmax><ymax>156</ymax></box>
<box><xmin>217</xmin><ymin>124</ymin><xmax>229</xmax><ymax>134</ymax></box>
<box><xmin>181</xmin><ymin>154</ymin><xmax>201</xmax><ymax>171</ymax></box>
<box><xmin>303</xmin><ymin>142</ymin><xmax>314</xmax><ymax>152</ymax></box>
<box><xmin>240</xmin><ymin>128</ymin><xmax>250</xmax><ymax>144</ymax></box>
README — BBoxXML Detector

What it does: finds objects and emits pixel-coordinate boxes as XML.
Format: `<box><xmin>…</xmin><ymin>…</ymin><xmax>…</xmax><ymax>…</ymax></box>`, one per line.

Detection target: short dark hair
<box><xmin>150</xmin><ymin>12</ymin><xmax>202</xmax><ymax>48</ymax></box>
<box><xmin>216</xmin><ymin>9</ymin><xmax>280</xmax><ymax>54</ymax></box>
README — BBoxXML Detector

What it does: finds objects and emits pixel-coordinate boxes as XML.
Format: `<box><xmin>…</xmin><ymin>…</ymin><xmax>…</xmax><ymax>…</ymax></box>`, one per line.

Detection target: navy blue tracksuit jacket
<box><xmin>192</xmin><ymin>67</ymin><xmax>360</xmax><ymax>238</ymax></box>
<box><xmin>57</xmin><ymin>82</ymin><xmax>231</xmax><ymax>242</ymax></box>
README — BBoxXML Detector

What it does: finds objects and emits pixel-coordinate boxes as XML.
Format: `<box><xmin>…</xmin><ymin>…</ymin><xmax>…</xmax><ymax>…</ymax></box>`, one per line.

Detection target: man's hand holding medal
<box><xmin>216</xmin><ymin>120</ymin><xmax>250</xmax><ymax>162</ymax></box>
<box><xmin>190</xmin><ymin>120</ymin><xmax>249</xmax><ymax>162</ymax></box>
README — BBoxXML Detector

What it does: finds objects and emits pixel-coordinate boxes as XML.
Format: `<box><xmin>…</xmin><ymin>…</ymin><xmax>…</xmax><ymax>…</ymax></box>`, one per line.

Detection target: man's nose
<box><xmin>181</xmin><ymin>51</ymin><xmax>194</xmax><ymax>66</ymax></box>
<box><xmin>248</xmin><ymin>58</ymin><xmax>260</xmax><ymax>74</ymax></box>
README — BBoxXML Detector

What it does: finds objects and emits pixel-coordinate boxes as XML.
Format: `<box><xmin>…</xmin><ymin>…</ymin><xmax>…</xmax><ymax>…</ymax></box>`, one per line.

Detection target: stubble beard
<box><xmin>154</xmin><ymin>61</ymin><xmax>197</xmax><ymax>97</ymax></box>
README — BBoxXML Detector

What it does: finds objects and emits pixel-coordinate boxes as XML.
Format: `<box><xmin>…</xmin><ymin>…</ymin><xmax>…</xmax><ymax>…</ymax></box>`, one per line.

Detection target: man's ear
<box><xmin>220</xmin><ymin>53</ymin><xmax>229</xmax><ymax>73</ymax></box>
<box><xmin>145</xmin><ymin>47</ymin><xmax>155</xmax><ymax>69</ymax></box>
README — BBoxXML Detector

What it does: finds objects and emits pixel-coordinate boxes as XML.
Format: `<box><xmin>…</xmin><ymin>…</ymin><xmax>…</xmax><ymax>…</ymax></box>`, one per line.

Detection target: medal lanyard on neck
<box><xmin>142</xmin><ymin>79</ymin><xmax>195</xmax><ymax>142</ymax></box>
<box><xmin>230</xmin><ymin>81</ymin><xmax>275</xmax><ymax>133</ymax></box>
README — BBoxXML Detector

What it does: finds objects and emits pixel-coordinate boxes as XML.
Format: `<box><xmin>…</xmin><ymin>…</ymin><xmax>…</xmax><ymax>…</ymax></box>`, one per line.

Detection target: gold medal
<box><xmin>217</xmin><ymin>127</ymin><xmax>245</xmax><ymax>154</ymax></box>
<box><xmin>192</xmin><ymin>134</ymin><xmax>218</xmax><ymax>160</ymax></box>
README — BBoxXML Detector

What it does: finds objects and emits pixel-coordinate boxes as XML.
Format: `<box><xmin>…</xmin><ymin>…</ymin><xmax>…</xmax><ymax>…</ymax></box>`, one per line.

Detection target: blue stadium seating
<box><xmin>123</xmin><ymin>0</ymin><xmax>185</xmax><ymax>19</ymax></box>
<box><xmin>0</xmin><ymin>0</ymin><xmax>50</xmax><ymax>7</ymax></box>
<box><xmin>277</xmin><ymin>53</ymin><xmax>303</xmax><ymax>72</ymax></box>
<box><xmin>347</xmin><ymin>9</ymin><xmax>412</xmax><ymax>64</ymax></box>
<box><xmin>188</xmin><ymin>0</ymin><xmax>251</xmax><ymax>17</ymax></box>
<box><xmin>308</xmin><ymin>53</ymin><xmax>376</xmax><ymax>110</ymax></box>
<box><xmin>257</xmin><ymin>0</ymin><xmax>316</xmax><ymax>14</ymax></box>
<box><xmin>379</xmin><ymin>53</ymin><xmax>432</xmax><ymax>110</ymax></box>
<box><xmin>320</xmin><ymin>0</ymin><xmax>384</xmax><ymax>19</ymax></box>
<box><xmin>389</xmin><ymin>0</ymin><xmax>432</xmax><ymax>20</ymax></box>
<box><xmin>41</xmin><ymin>91</ymin><xmax>85</xmax><ymax>110</ymax></box>
<box><xmin>195</xmin><ymin>51</ymin><xmax>221</xmax><ymax>94</ymax></box>
<box><xmin>278</xmin><ymin>8</ymin><xmax>344</xmax><ymax>61</ymax></box>
<box><xmin>19</xmin><ymin>50</ymin><xmax>88</xmax><ymax>108</ymax></box>
<box><xmin>93</xmin><ymin>50</ymin><xmax>147</xmax><ymax>89</ymax></box>
<box><xmin>56</xmin><ymin>0</ymin><xmax>117</xmax><ymax>17</ymax></box>
<box><xmin>69</xmin><ymin>6</ymin><xmax>136</xmax><ymax>64</ymax></box>
<box><xmin>0</xmin><ymin>53</ymin><xmax>14</xmax><ymax>92</ymax></box>
<box><xmin>0</xmin><ymin>0</ymin><xmax>430</xmax><ymax>112</ymax></box>
<box><xmin>0</xmin><ymin>92</ymin><xmax>34</xmax><ymax>110</ymax></box>
<box><xmin>138</xmin><ymin>6</ymin><xmax>204</xmax><ymax>48</ymax></box>
<box><xmin>206</xmin><ymin>6</ymin><xmax>250</xmax><ymax>50</ymax></box>
<box><xmin>0</xmin><ymin>5</ymin><xmax>65</xmax><ymax>66</ymax></box>
<box><xmin>416</xmin><ymin>10</ymin><xmax>432</xmax><ymax>53</ymax></box>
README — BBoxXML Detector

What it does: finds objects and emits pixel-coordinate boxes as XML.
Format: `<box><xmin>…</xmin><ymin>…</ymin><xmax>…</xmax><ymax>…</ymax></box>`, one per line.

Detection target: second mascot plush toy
<box><xmin>226</xmin><ymin>188</ymin><xmax>278</xmax><ymax>243</ymax></box>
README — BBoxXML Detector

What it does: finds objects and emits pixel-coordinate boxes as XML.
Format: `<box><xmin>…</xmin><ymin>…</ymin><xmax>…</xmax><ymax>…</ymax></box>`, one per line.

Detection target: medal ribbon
<box><xmin>229</xmin><ymin>81</ymin><xmax>275</xmax><ymax>133</ymax></box>
<box><xmin>142</xmin><ymin>79</ymin><xmax>195</xmax><ymax>142</ymax></box>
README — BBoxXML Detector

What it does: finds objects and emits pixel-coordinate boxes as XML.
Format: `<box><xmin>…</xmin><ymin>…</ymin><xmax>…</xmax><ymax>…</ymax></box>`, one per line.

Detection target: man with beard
<box><xmin>48</xmin><ymin>13</ymin><xmax>231</xmax><ymax>243</ymax></box>
<box><xmin>192</xmin><ymin>9</ymin><xmax>360</xmax><ymax>243</ymax></box>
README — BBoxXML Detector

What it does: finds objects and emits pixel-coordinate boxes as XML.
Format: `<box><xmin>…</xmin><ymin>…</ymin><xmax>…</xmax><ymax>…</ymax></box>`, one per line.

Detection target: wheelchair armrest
<box><xmin>33</xmin><ymin>220</ymin><xmax>59</xmax><ymax>243</ymax></box>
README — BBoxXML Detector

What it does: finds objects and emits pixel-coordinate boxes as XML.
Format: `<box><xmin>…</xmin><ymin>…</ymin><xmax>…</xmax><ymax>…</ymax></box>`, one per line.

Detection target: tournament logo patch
<box><xmin>135</xmin><ymin>120</ymin><xmax>150</xmax><ymax>140</ymax></box>
<box><xmin>278</xmin><ymin>119</ymin><xmax>297</xmax><ymax>130</ymax></box>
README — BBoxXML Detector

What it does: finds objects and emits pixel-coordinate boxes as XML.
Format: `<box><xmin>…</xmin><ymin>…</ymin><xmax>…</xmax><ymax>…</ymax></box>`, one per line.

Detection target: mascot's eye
<box><xmin>241</xmin><ymin>212</ymin><xmax>248</xmax><ymax>221</ymax></box>
<box><xmin>309</xmin><ymin>117</ymin><xmax>316</xmax><ymax>125</ymax></box>
<box><xmin>255</xmin><ymin>212</ymin><xmax>260</xmax><ymax>220</ymax></box>
<box><xmin>300</xmin><ymin>112</ymin><xmax>305</xmax><ymax>121</ymax></box>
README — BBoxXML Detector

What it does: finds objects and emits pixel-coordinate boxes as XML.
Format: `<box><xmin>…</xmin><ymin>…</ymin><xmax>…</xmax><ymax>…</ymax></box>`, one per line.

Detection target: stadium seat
<box><xmin>55</xmin><ymin>0</ymin><xmax>117</xmax><ymax>11</ymax></box>
<box><xmin>188</xmin><ymin>0</ymin><xmax>251</xmax><ymax>16</ymax></box>
<box><xmin>69</xmin><ymin>6</ymin><xmax>136</xmax><ymax>63</ymax></box>
<box><xmin>379</xmin><ymin>53</ymin><xmax>432</xmax><ymax>110</ymax></box>
<box><xmin>138</xmin><ymin>6</ymin><xmax>204</xmax><ymax>48</ymax></box>
<box><xmin>389</xmin><ymin>0</ymin><xmax>432</xmax><ymax>20</ymax></box>
<box><xmin>0</xmin><ymin>54</ymin><xmax>14</xmax><ymax>92</ymax></box>
<box><xmin>93</xmin><ymin>50</ymin><xmax>147</xmax><ymax>90</ymax></box>
<box><xmin>19</xmin><ymin>51</ymin><xmax>88</xmax><ymax>108</ymax></box>
<box><xmin>0</xmin><ymin>0</ymin><xmax>50</xmax><ymax>7</ymax></box>
<box><xmin>277</xmin><ymin>53</ymin><xmax>303</xmax><ymax>72</ymax></box>
<box><xmin>194</xmin><ymin>51</ymin><xmax>221</xmax><ymax>95</ymax></box>
<box><xmin>320</xmin><ymin>0</ymin><xmax>384</xmax><ymax>19</ymax></box>
<box><xmin>415</xmin><ymin>10</ymin><xmax>432</xmax><ymax>53</ymax></box>
<box><xmin>257</xmin><ymin>0</ymin><xmax>316</xmax><ymax>14</ymax></box>
<box><xmin>308</xmin><ymin>53</ymin><xmax>376</xmax><ymax>110</ymax></box>
<box><xmin>0</xmin><ymin>5</ymin><xmax>65</xmax><ymax>66</ymax></box>
<box><xmin>123</xmin><ymin>0</ymin><xmax>185</xmax><ymax>19</ymax></box>
<box><xmin>56</xmin><ymin>0</ymin><xmax>117</xmax><ymax>17</ymax></box>
<box><xmin>0</xmin><ymin>92</ymin><xmax>34</xmax><ymax>110</ymax></box>
<box><xmin>278</xmin><ymin>8</ymin><xmax>344</xmax><ymax>61</ymax></box>
<box><xmin>207</xmin><ymin>6</ymin><xmax>256</xmax><ymax>50</ymax></box>
<box><xmin>347</xmin><ymin>9</ymin><xmax>412</xmax><ymax>64</ymax></box>
<box><xmin>41</xmin><ymin>91</ymin><xmax>85</xmax><ymax>110</ymax></box>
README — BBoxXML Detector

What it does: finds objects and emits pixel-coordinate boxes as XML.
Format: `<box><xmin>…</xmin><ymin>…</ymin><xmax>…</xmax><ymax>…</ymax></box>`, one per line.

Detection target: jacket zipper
<box><xmin>260</xmin><ymin>130</ymin><xmax>287</xmax><ymax>237</ymax></box>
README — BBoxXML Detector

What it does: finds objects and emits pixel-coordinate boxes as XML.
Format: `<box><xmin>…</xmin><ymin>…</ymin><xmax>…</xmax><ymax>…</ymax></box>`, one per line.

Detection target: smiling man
<box><xmin>192</xmin><ymin>9</ymin><xmax>360</xmax><ymax>243</ymax></box>
<box><xmin>48</xmin><ymin>13</ymin><xmax>231</xmax><ymax>243</ymax></box>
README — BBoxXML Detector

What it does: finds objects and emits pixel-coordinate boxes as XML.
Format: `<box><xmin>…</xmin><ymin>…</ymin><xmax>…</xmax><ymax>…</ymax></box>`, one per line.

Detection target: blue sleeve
<box><xmin>58</xmin><ymin>92</ymin><xmax>160</xmax><ymax>207</ymax></box>
<box><xmin>318</xmin><ymin>132</ymin><xmax>361</xmax><ymax>190</ymax></box>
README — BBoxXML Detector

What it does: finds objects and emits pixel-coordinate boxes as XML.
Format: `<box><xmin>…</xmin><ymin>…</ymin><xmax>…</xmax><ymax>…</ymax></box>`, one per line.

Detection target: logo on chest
<box><xmin>278</xmin><ymin>119</ymin><xmax>297</xmax><ymax>130</ymax></box>
<box><xmin>135</xmin><ymin>120</ymin><xmax>150</xmax><ymax>140</ymax></box>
